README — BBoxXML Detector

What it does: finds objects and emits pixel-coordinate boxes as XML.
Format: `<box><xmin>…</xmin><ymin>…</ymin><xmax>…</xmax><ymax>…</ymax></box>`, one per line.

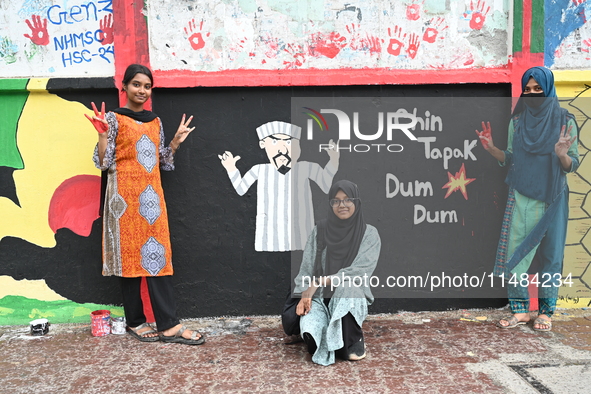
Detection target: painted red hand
<box><xmin>310</xmin><ymin>32</ymin><xmax>347</xmax><ymax>59</ymax></box>
<box><xmin>582</xmin><ymin>39</ymin><xmax>591</xmax><ymax>59</ymax></box>
<box><xmin>387</xmin><ymin>26</ymin><xmax>406</xmax><ymax>56</ymax></box>
<box><xmin>84</xmin><ymin>102</ymin><xmax>108</xmax><ymax>134</ymax></box>
<box><xmin>469</xmin><ymin>0</ymin><xmax>490</xmax><ymax>30</ymax></box>
<box><xmin>24</xmin><ymin>15</ymin><xmax>49</xmax><ymax>46</ymax></box>
<box><xmin>423</xmin><ymin>18</ymin><xmax>448</xmax><ymax>43</ymax></box>
<box><xmin>98</xmin><ymin>14</ymin><xmax>114</xmax><ymax>45</ymax></box>
<box><xmin>406</xmin><ymin>4</ymin><xmax>421</xmax><ymax>21</ymax></box>
<box><xmin>407</xmin><ymin>33</ymin><xmax>420</xmax><ymax>59</ymax></box>
<box><xmin>185</xmin><ymin>19</ymin><xmax>209</xmax><ymax>50</ymax></box>
<box><xmin>475</xmin><ymin>121</ymin><xmax>492</xmax><ymax>149</ymax></box>
<box><xmin>283</xmin><ymin>43</ymin><xmax>306</xmax><ymax>68</ymax></box>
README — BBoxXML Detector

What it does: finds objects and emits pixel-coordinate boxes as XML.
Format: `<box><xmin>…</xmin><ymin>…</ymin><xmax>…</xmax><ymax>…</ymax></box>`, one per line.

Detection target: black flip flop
<box><xmin>160</xmin><ymin>325</ymin><xmax>205</xmax><ymax>345</ymax></box>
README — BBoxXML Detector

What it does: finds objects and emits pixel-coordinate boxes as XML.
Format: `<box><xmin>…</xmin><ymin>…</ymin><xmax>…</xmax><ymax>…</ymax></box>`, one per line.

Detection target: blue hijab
<box><xmin>506</xmin><ymin>66</ymin><xmax>568</xmax><ymax>204</ymax></box>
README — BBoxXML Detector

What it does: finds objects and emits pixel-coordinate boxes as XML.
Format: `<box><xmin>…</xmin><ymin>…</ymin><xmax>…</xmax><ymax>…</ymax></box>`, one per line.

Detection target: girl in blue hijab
<box><xmin>477</xmin><ymin>66</ymin><xmax>578</xmax><ymax>332</ymax></box>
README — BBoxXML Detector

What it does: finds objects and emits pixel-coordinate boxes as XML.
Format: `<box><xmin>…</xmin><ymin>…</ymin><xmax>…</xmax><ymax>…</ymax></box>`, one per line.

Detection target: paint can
<box><xmin>90</xmin><ymin>310</ymin><xmax>111</xmax><ymax>336</ymax></box>
<box><xmin>110</xmin><ymin>316</ymin><xmax>126</xmax><ymax>335</ymax></box>
<box><xmin>30</xmin><ymin>318</ymin><xmax>50</xmax><ymax>336</ymax></box>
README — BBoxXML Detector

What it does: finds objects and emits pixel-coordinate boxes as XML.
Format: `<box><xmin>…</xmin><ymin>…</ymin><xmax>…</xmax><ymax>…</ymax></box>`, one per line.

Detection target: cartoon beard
<box><xmin>273</xmin><ymin>152</ymin><xmax>291</xmax><ymax>174</ymax></box>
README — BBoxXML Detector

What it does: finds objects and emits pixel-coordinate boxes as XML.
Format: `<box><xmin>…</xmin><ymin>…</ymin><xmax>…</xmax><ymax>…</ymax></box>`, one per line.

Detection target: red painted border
<box><xmin>522</xmin><ymin>0</ymin><xmax>532</xmax><ymax>54</ymax></box>
<box><xmin>154</xmin><ymin>67</ymin><xmax>512</xmax><ymax>88</ymax></box>
<box><xmin>113</xmin><ymin>0</ymin><xmax>151</xmax><ymax>107</ymax></box>
<box><xmin>510</xmin><ymin>0</ymin><xmax>544</xmax><ymax>98</ymax></box>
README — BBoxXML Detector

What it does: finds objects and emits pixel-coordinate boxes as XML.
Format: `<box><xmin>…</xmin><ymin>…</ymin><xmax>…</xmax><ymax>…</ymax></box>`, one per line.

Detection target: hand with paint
<box><xmin>218</xmin><ymin>151</ymin><xmax>241</xmax><ymax>173</ymax></box>
<box><xmin>476</xmin><ymin>121</ymin><xmax>505</xmax><ymax>162</ymax></box>
<box><xmin>85</xmin><ymin>102</ymin><xmax>108</xmax><ymax>134</ymax></box>
<box><xmin>170</xmin><ymin>114</ymin><xmax>195</xmax><ymax>151</ymax></box>
<box><xmin>475</xmin><ymin>121</ymin><xmax>492</xmax><ymax>150</ymax></box>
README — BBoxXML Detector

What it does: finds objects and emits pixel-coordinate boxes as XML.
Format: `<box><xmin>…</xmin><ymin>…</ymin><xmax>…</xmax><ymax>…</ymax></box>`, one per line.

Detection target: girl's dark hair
<box><xmin>121</xmin><ymin>64</ymin><xmax>153</xmax><ymax>91</ymax></box>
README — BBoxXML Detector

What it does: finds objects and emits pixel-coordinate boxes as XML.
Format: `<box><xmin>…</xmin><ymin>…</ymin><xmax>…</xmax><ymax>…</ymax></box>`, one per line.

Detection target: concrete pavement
<box><xmin>1</xmin><ymin>307</ymin><xmax>590</xmax><ymax>393</ymax></box>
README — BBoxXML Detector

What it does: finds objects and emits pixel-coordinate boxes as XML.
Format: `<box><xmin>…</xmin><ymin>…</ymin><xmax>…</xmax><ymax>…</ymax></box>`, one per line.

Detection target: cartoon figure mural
<box><xmin>219</xmin><ymin>121</ymin><xmax>339</xmax><ymax>251</ymax></box>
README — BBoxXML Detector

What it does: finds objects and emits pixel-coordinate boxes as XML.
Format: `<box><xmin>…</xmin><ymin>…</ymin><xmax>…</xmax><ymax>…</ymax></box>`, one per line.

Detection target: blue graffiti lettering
<box><xmin>98</xmin><ymin>0</ymin><xmax>113</xmax><ymax>13</ymax></box>
<box><xmin>69</xmin><ymin>6</ymin><xmax>83</xmax><ymax>23</ymax></box>
<box><xmin>62</xmin><ymin>49</ymin><xmax>93</xmax><ymax>67</ymax></box>
<box><xmin>53</xmin><ymin>29</ymin><xmax>106</xmax><ymax>50</ymax></box>
<box><xmin>47</xmin><ymin>2</ymin><xmax>102</xmax><ymax>25</ymax></box>
<box><xmin>98</xmin><ymin>45</ymin><xmax>114</xmax><ymax>63</ymax></box>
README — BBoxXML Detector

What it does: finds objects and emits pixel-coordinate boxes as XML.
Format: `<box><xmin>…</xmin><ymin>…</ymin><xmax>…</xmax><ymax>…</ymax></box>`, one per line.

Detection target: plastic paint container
<box><xmin>30</xmin><ymin>318</ymin><xmax>50</xmax><ymax>336</ymax></box>
<box><xmin>91</xmin><ymin>310</ymin><xmax>111</xmax><ymax>336</ymax></box>
<box><xmin>111</xmin><ymin>316</ymin><xmax>126</xmax><ymax>335</ymax></box>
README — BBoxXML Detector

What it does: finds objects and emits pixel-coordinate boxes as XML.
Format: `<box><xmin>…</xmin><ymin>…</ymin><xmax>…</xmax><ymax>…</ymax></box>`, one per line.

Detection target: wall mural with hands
<box><xmin>2</xmin><ymin>0</ymin><xmax>591</xmax><ymax>325</ymax></box>
<box><xmin>0</xmin><ymin>0</ymin><xmax>115</xmax><ymax>78</ymax></box>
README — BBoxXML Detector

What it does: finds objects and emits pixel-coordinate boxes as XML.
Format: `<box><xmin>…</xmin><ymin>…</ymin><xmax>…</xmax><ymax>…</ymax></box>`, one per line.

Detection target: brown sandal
<box><xmin>127</xmin><ymin>323</ymin><xmax>160</xmax><ymax>342</ymax></box>
<box><xmin>533</xmin><ymin>317</ymin><xmax>552</xmax><ymax>332</ymax></box>
<box><xmin>496</xmin><ymin>315</ymin><xmax>527</xmax><ymax>329</ymax></box>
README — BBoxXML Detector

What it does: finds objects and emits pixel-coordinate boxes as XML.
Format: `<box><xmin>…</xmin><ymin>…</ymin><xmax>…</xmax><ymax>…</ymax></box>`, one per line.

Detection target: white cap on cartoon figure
<box><xmin>256</xmin><ymin>121</ymin><xmax>301</xmax><ymax>140</ymax></box>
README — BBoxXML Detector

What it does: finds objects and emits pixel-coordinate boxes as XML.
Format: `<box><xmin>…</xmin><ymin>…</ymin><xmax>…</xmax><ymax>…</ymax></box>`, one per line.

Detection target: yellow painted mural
<box><xmin>556</xmin><ymin>71</ymin><xmax>591</xmax><ymax>308</ymax></box>
<box><xmin>0</xmin><ymin>79</ymin><xmax>100</xmax><ymax>247</ymax></box>
<box><xmin>0</xmin><ymin>275</ymin><xmax>66</xmax><ymax>301</ymax></box>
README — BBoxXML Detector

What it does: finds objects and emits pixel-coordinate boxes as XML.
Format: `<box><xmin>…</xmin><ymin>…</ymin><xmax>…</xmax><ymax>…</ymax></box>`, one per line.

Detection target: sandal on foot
<box><xmin>127</xmin><ymin>323</ymin><xmax>160</xmax><ymax>342</ymax></box>
<box><xmin>160</xmin><ymin>325</ymin><xmax>205</xmax><ymax>345</ymax></box>
<box><xmin>533</xmin><ymin>317</ymin><xmax>552</xmax><ymax>332</ymax></box>
<box><xmin>496</xmin><ymin>315</ymin><xmax>527</xmax><ymax>329</ymax></box>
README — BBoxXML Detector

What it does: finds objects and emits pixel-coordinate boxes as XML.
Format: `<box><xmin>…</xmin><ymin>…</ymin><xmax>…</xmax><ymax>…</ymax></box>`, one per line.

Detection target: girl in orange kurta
<box><xmin>87</xmin><ymin>64</ymin><xmax>203</xmax><ymax>345</ymax></box>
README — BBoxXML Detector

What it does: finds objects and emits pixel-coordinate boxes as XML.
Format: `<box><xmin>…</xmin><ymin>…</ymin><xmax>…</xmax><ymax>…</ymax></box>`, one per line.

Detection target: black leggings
<box><xmin>120</xmin><ymin>276</ymin><xmax>180</xmax><ymax>332</ymax></box>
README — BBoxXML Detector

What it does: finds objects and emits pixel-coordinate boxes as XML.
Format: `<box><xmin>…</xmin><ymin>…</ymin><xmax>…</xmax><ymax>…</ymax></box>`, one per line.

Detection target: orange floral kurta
<box><xmin>94</xmin><ymin>112</ymin><xmax>174</xmax><ymax>277</ymax></box>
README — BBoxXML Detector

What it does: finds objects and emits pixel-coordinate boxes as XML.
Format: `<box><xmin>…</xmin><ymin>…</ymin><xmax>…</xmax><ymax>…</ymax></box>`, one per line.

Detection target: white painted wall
<box><xmin>147</xmin><ymin>0</ymin><xmax>511</xmax><ymax>72</ymax></box>
<box><xmin>0</xmin><ymin>0</ymin><xmax>115</xmax><ymax>78</ymax></box>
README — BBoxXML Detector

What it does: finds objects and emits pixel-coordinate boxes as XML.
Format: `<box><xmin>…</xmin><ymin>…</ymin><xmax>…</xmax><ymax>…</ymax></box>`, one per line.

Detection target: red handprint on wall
<box><xmin>582</xmin><ymin>38</ymin><xmax>591</xmax><ymax>60</ymax></box>
<box><xmin>184</xmin><ymin>19</ymin><xmax>210</xmax><ymax>50</ymax></box>
<box><xmin>346</xmin><ymin>23</ymin><xmax>362</xmax><ymax>49</ymax></box>
<box><xmin>23</xmin><ymin>15</ymin><xmax>49</xmax><ymax>46</ymax></box>
<box><xmin>346</xmin><ymin>24</ymin><xmax>382</xmax><ymax>54</ymax></box>
<box><xmin>406</xmin><ymin>33</ymin><xmax>420</xmax><ymax>59</ymax></box>
<box><xmin>98</xmin><ymin>14</ymin><xmax>114</xmax><ymax>45</ymax></box>
<box><xmin>309</xmin><ymin>32</ymin><xmax>347</xmax><ymax>59</ymax></box>
<box><xmin>467</xmin><ymin>0</ymin><xmax>490</xmax><ymax>30</ymax></box>
<box><xmin>406</xmin><ymin>3</ymin><xmax>421</xmax><ymax>21</ymax></box>
<box><xmin>423</xmin><ymin>17</ymin><xmax>448</xmax><ymax>43</ymax></box>
<box><xmin>283</xmin><ymin>43</ymin><xmax>306</xmax><ymax>69</ymax></box>
<box><xmin>386</xmin><ymin>26</ymin><xmax>406</xmax><ymax>56</ymax></box>
<box><xmin>260</xmin><ymin>34</ymin><xmax>283</xmax><ymax>59</ymax></box>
